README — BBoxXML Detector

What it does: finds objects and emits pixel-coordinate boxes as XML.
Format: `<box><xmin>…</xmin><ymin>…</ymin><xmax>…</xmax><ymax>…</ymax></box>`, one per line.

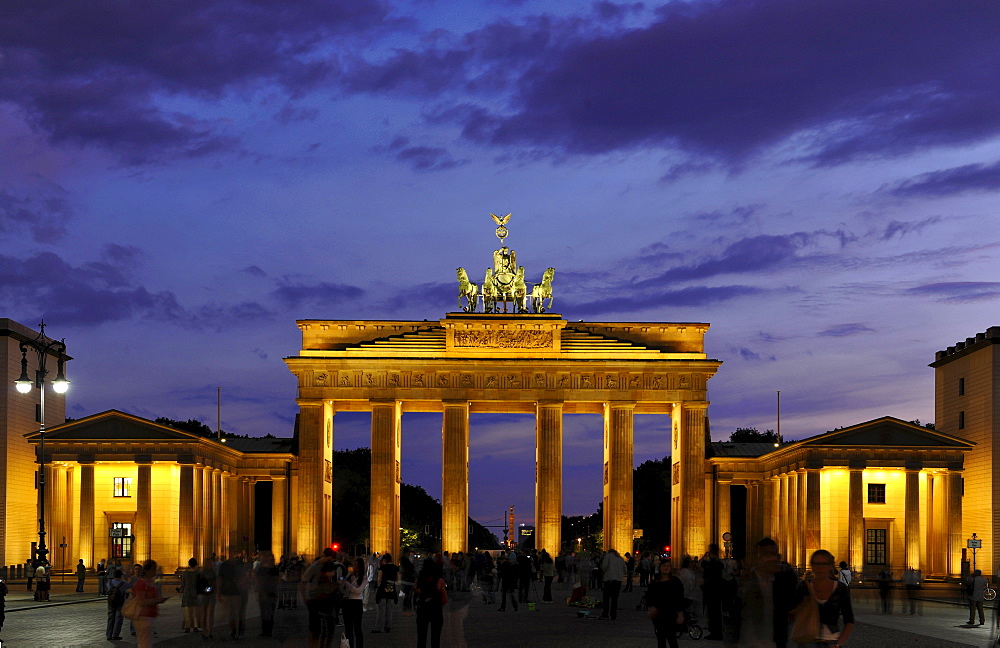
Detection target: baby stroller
<box><xmin>479</xmin><ymin>570</ymin><xmax>497</xmax><ymax>604</ymax></box>
<box><xmin>676</xmin><ymin>607</ymin><xmax>704</xmax><ymax>640</ymax></box>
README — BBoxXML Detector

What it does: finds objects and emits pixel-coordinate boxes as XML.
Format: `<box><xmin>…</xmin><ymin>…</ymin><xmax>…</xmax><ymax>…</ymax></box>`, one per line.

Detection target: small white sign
<box><xmin>968</xmin><ymin>539</ymin><xmax>983</xmax><ymax>548</ymax></box>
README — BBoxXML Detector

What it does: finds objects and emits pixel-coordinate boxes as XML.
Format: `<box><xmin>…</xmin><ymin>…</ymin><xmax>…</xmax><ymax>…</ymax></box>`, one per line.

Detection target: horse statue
<box><xmin>529</xmin><ymin>267</ymin><xmax>555</xmax><ymax>313</ymax></box>
<box><xmin>456</xmin><ymin>267</ymin><xmax>478</xmax><ymax>313</ymax></box>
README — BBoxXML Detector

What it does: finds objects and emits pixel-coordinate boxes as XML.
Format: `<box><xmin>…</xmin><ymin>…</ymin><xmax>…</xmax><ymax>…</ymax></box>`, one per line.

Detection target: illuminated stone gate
<box><xmin>285</xmin><ymin>313</ymin><xmax>721</xmax><ymax>559</ymax></box>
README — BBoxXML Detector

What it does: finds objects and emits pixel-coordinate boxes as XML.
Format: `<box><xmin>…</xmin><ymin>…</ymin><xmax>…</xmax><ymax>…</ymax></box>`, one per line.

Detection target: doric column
<box><xmin>372</xmin><ymin>399</ymin><xmax>402</xmax><ymax>557</ymax></box>
<box><xmin>179</xmin><ymin>463</ymin><xmax>195</xmax><ymax>566</ymax></box>
<box><xmin>848</xmin><ymin>467</ymin><xmax>864</xmax><ymax>572</ymax></box>
<box><xmin>272</xmin><ymin>476</ymin><xmax>287</xmax><ymax>558</ymax></box>
<box><xmin>295</xmin><ymin>400</ymin><xmax>334</xmax><ymax>558</ymax></box>
<box><xmin>777</xmin><ymin>475</ymin><xmax>787</xmax><ymax>553</ymax></box>
<box><xmin>788</xmin><ymin>471</ymin><xmax>799</xmax><ymax>568</ymax></box>
<box><xmin>603</xmin><ymin>401</ymin><xmax>635</xmax><ymax>554</ymax></box>
<box><xmin>226</xmin><ymin>473</ymin><xmax>239</xmax><ymax>554</ymax></box>
<box><xmin>796</xmin><ymin>469</ymin><xmax>807</xmax><ymax>568</ymax></box>
<box><xmin>535</xmin><ymin>401</ymin><xmax>563</xmax><ymax>554</ymax></box>
<box><xmin>135</xmin><ymin>462</ymin><xmax>152</xmax><ymax>563</ymax></box>
<box><xmin>51</xmin><ymin>466</ymin><xmax>67</xmax><ymax>571</ymax></box>
<box><xmin>212</xmin><ymin>469</ymin><xmax>223</xmax><ymax>557</ymax></box>
<box><xmin>78</xmin><ymin>462</ymin><xmax>95</xmax><ymax>567</ymax></box>
<box><xmin>805</xmin><ymin>468</ymin><xmax>822</xmax><ymax>560</ymax></box>
<box><xmin>758</xmin><ymin>477</ymin><xmax>780</xmax><ymax>550</ymax></box>
<box><xmin>947</xmin><ymin>471</ymin><xmax>963</xmax><ymax>575</ymax></box>
<box><xmin>905</xmin><ymin>465</ymin><xmax>921</xmax><ymax>570</ymax></box>
<box><xmin>441</xmin><ymin>400</ymin><xmax>469</xmax><ymax>554</ymax></box>
<box><xmin>716</xmin><ymin>476</ymin><xmax>731</xmax><ymax>546</ymax></box>
<box><xmin>192</xmin><ymin>466</ymin><xmax>203</xmax><ymax>564</ymax></box>
<box><xmin>747</xmin><ymin>481</ymin><xmax>762</xmax><ymax>548</ymax></box>
<box><xmin>671</xmin><ymin>402</ymin><xmax>707</xmax><ymax>559</ymax></box>
<box><xmin>201</xmin><ymin>466</ymin><xmax>214</xmax><ymax>561</ymax></box>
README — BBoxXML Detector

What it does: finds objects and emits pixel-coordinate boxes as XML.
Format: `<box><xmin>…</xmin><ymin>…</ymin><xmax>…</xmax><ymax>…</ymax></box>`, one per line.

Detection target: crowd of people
<box><xmin>11</xmin><ymin>537</ymin><xmax>867</xmax><ymax>647</ymax></box>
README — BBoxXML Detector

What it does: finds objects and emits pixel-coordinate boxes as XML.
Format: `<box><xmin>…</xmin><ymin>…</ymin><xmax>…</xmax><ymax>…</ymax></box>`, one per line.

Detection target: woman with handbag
<box><xmin>644</xmin><ymin>558</ymin><xmax>686</xmax><ymax>648</ymax></box>
<box><xmin>791</xmin><ymin>550</ymin><xmax>855</xmax><ymax>647</ymax></box>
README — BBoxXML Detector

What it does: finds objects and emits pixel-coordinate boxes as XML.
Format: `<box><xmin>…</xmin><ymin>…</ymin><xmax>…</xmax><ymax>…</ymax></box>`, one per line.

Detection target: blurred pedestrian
<box><xmin>599</xmin><ymin>549</ymin><xmax>626</xmax><ymax>620</ymax></box>
<box><xmin>414</xmin><ymin>557</ymin><xmax>447</xmax><ymax>648</ymax></box>
<box><xmin>374</xmin><ymin>553</ymin><xmax>399</xmax><ymax>633</ymax></box>
<box><xmin>256</xmin><ymin>551</ymin><xmax>280</xmax><ymax>637</ymax></box>
<box><xmin>342</xmin><ymin>557</ymin><xmax>367</xmax><ymax>648</ymax></box>
<box><xmin>903</xmin><ymin>566</ymin><xmax>922</xmax><ymax>616</ymax></box>
<box><xmin>179</xmin><ymin>558</ymin><xmax>200</xmax><ymax>633</ymax></box>
<box><xmin>105</xmin><ymin>568</ymin><xmax>128</xmax><ymax>640</ymax></box>
<box><xmin>197</xmin><ymin>559</ymin><xmax>217</xmax><ymax>639</ymax></box>
<box><xmin>645</xmin><ymin>558</ymin><xmax>685</xmax><ymax>648</ymax></box>
<box><xmin>792</xmin><ymin>549</ymin><xmax>855</xmax><ymax>646</ymax></box>
<box><xmin>133</xmin><ymin>559</ymin><xmax>170</xmax><ymax>648</ymax></box>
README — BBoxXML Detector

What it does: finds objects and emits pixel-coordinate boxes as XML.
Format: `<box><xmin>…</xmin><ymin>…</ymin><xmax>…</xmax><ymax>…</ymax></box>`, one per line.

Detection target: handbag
<box><xmin>790</xmin><ymin>582</ymin><xmax>820</xmax><ymax>645</ymax></box>
<box><xmin>121</xmin><ymin>593</ymin><xmax>142</xmax><ymax>621</ymax></box>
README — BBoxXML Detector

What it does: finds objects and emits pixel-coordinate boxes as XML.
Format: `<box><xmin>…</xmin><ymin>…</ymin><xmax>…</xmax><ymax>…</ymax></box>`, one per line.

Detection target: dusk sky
<box><xmin>3</xmin><ymin>1</ymin><xmax>1000</xmax><ymax>531</ymax></box>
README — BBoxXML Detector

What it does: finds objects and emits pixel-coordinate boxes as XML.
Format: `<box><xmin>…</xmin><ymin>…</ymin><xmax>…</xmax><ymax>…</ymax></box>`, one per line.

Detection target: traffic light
<box><xmin>330</xmin><ymin>543</ymin><xmax>340</xmax><ymax>552</ymax></box>
<box><xmin>664</xmin><ymin>545</ymin><xmax>671</xmax><ymax>558</ymax></box>
<box><xmin>503</xmin><ymin>528</ymin><xmax>509</xmax><ymax>546</ymax></box>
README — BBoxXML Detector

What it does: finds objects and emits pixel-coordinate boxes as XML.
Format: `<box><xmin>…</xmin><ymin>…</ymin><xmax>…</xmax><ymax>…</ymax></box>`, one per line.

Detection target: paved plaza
<box><xmin>1</xmin><ymin>578</ymin><xmax>998</xmax><ymax>647</ymax></box>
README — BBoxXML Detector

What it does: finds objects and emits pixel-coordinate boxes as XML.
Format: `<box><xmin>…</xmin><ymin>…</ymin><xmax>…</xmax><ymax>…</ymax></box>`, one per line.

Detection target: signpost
<box><xmin>968</xmin><ymin>533</ymin><xmax>982</xmax><ymax>572</ymax></box>
<box><xmin>722</xmin><ymin>531</ymin><xmax>733</xmax><ymax>559</ymax></box>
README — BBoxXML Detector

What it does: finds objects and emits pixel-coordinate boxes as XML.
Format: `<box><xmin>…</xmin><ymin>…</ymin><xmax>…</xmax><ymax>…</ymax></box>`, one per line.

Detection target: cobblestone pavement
<box><xmin>1</xmin><ymin>579</ymin><xmax>997</xmax><ymax>647</ymax></box>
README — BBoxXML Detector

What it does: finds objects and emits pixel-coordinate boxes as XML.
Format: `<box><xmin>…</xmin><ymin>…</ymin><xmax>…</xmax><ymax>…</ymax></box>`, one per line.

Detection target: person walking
<box><xmin>540</xmin><ymin>550</ymin><xmax>555</xmax><ymax>602</ymax></box>
<box><xmin>373</xmin><ymin>553</ymin><xmax>399</xmax><ymax>633</ymax></box>
<box><xmin>299</xmin><ymin>548</ymin><xmax>337</xmax><ymax>648</ymax></box>
<box><xmin>701</xmin><ymin>544</ymin><xmax>724</xmax><ymax>640</ymax></box>
<box><xmin>197</xmin><ymin>559</ymin><xmax>217</xmax><ymax>639</ymax></box>
<box><xmin>902</xmin><ymin>566</ymin><xmax>922</xmax><ymax>616</ymax></box>
<box><xmin>97</xmin><ymin>559</ymin><xmax>108</xmax><ymax>596</ymax></box>
<box><xmin>105</xmin><ymin>568</ymin><xmax>128</xmax><ymax>640</ymax></box>
<box><xmin>255</xmin><ymin>551</ymin><xmax>280</xmax><ymax>638</ymax></box>
<box><xmin>400</xmin><ymin>548</ymin><xmax>417</xmax><ymax>616</ymax></box>
<box><xmin>599</xmin><ymin>549</ymin><xmax>626</xmax><ymax>620</ymax></box>
<box><xmin>132</xmin><ymin>559</ymin><xmax>170</xmax><ymax>648</ymax></box>
<box><xmin>342</xmin><ymin>557</ymin><xmax>367</xmax><ymax>648</ymax></box>
<box><xmin>414</xmin><ymin>557</ymin><xmax>447</xmax><ymax>648</ymax></box>
<box><xmin>645</xmin><ymin>558</ymin><xmax>685</xmax><ymax>648</ymax></box>
<box><xmin>218</xmin><ymin>555</ymin><xmax>244</xmax><ymax>640</ymax></box>
<box><xmin>877</xmin><ymin>569</ymin><xmax>893</xmax><ymax>614</ymax></box>
<box><xmin>75</xmin><ymin>558</ymin><xmax>87</xmax><ymax>592</ymax></box>
<box><xmin>967</xmin><ymin>569</ymin><xmax>987</xmax><ymax>625</ymax></box>
<box><xmin>737</xmin><ymin>538</ymin><xmax>799</xmax><ymax>648</ymax></box>
<box><xmin>497</xmin><ymin>555</ymin><xmax>519</xmax><ymax>612</ymax></box>
<box><xmin>791</xmin><ymin>549</ymin><xmax>855</xmax><ymax>646</ymax></box>
<box><xmin>179</xmin><ymin>558</ymin><xmax>200</xmax><ymax>633</ymax></box>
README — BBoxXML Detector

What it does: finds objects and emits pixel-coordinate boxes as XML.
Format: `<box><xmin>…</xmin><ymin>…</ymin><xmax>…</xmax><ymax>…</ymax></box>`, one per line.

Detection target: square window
<box><xmin>868</xmin><ymin>483</ymin><xmax>886</xmax><ymax>504</ymax></box>
<box><xmin>113</xmin><ymin>477</ymin><xmax>132</xmax><ymax>497</ymax></box>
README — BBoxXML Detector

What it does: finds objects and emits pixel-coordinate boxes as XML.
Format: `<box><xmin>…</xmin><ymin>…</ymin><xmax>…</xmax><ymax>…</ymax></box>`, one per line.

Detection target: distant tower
<box><xmin>931</xmin><ymin>327</ymin><xmax>1000</xmax><ymax>575</ymax></box>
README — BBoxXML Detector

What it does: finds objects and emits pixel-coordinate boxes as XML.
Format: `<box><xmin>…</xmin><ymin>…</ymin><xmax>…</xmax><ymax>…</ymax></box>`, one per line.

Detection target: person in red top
<box><xmin>132</xmin><ymin>559</ymin><xmax>169</xmax><ymax>648</ymax></box>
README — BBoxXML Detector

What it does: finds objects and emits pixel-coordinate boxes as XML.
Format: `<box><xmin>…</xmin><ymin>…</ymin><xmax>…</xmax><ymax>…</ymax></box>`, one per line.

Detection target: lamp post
<box><xmin>14</xmin><ymin>320</ymin><xmax>69</xmax><ymax>567</ymax></box>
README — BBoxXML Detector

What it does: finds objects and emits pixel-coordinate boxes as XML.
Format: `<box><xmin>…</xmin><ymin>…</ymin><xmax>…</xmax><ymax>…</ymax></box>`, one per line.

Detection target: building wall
<box><xmin>0</xmin><ymin>321</ymin><xmax>67</xmax><ymax>568</ymax></box>
<box><xmin>935</xmin><ymin>339</ymin><xmax>998</xmax><ymax>575</ymax></box>
<box><xmin>821</xmin><ymin>469</ymin><xmax>849</xmax><ymax>563</ymax></box>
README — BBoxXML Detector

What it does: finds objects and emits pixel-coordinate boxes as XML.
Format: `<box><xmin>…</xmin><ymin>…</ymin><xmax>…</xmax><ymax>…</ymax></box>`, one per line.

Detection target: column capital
<box><xmin>295</xmin><ymin>399</ymin><xmax>324</xmax><ymax>408</ymax></box>
<box><xmin>678</xmin><ymin>400</ymin><xmax>710</xmax><ymax>410</ymax></box>
<box><xmin>369</xmin><ymin>398</ymin><xmax>400</xmax><ymax>406</ymax></box>
<box><xmin>442</xmin><ymin>399</ymin><xmax>470</xmax><ymax>408</ymax></box>
<box><xmin>604</xmin><ymin>400</ymin><xmax>637</xmax><ymax>410</ymax></box>
<box><xmin>904</xmin><ymin>461</ymin><xmax>923</xmax><ymax>472</ymax></box>
<box><xmin>536</xmin><ymin>400</ymin><xmax>564</xmax><ymax>407</ymax></box>
<box><xmin>134</xmin><ymin>455</ymin><xmax>153</xmax><ymax>465</ymax></box>
<box><xmin>848</xmin><ymin>459</ymin><xmax>866</xmax><ymax>470</ymax></box>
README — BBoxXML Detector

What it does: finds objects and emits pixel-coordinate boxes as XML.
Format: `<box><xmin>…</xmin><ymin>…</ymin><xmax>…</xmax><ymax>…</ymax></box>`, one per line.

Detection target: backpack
<box><xmin>108</xmin><ymin>580</ymin><xmax>126</xmax><ymax>608</ymax></box>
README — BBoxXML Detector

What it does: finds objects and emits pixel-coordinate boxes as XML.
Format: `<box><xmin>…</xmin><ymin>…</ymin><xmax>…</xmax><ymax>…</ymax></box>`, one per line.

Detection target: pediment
<box><xmin>30</xmin><ymin>410</ymin><xmax>202</xmax><ymax>443</ymax></box>
<box><xmin>799</xmin><ymin>417</ymin><xmax>974</xmax><ymax>449</ymax></box>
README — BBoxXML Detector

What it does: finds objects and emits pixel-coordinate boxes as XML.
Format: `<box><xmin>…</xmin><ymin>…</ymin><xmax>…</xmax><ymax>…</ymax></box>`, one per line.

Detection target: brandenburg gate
<box><xmin>284</xmin><ymin>215</ymin><xmax>721</xmax><ymax>560</ymax></box>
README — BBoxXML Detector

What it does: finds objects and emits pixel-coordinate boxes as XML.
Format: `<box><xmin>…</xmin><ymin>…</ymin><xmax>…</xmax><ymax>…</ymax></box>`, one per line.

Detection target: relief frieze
<box><xmin>453</xmin><ymin>330</ymin><xmax>553</xmax><ymax>348</ymax></box>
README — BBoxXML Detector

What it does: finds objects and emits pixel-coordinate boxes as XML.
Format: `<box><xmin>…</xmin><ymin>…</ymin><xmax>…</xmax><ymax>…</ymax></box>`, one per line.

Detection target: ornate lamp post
<box><xmin>14</xmin><ymin>320</ymin><xmax>69</xmax><ymax>566</ymax></box>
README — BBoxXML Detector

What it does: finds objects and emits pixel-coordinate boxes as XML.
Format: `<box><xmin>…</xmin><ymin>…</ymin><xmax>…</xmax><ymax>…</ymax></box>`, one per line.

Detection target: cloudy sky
<box><xmin>3</xmin><ymin>0</ymin><xmax>999</xmax><ymax>530</ymax></box>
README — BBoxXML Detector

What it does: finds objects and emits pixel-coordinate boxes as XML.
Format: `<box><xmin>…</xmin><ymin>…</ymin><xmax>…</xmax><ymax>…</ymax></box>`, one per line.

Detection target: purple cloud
<box><xmin>730</xmin><ymin>346</ymin><xmax>777</xmax><ymax>361</ymax></box>
<box><xmin>0</xmin><ymin>188</ymin><xmax>71</xmax><ymax>243</ymax></box>
<box><xmin>0</xmin><ymin>0</ymin><xmax>391</xmax><ymax>162</ymax></box>
<box><xmin>401</xmin><ymin>1</ymin><xmax>1000</xmax><ymax>165</ymax></box>
<box><xmin>908</xmin><ymin>282</ymin><xmax>1000</xmax><ymax>303</ymax></box>
<box><xmin>568</xmin><ymin>284</ymin><xmax>764</xmax><ymax>315</ymax></box>
<box><xmin>888</xmin><ymin>161</ymin><xmax>1000</xmax><ymax>197</ymax></box>
<box><xmin>271</xmin><ymin>281</ymin><xmax>365</xmax><ymax>308</ymax></box>
<box><xmin>0</xmin><ymin>249</ymin><xmax>184</xmax><ymax>325</ymax></box>
<box><xmin>818</xmin><ymin>323</ymin><xmax>875</xmax><ymax>337</ymax></box>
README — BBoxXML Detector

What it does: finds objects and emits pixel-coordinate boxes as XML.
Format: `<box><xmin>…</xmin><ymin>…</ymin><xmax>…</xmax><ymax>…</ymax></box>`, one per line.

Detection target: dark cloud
<box><xmin>398</xmin><ymin>1</ymin><xmax>1000</xmax><ymax>164</ymax></box>
<box><xmin>876</xmin><ymin>217</ymin><xmax>942</xmax><ymax>241</ymax></box>
<box><xmin>568</xmin><ymin>284</ymin><xmax>764</xmax><ymax>315</ymax></box>
<box><xmin>271</xmin><ymin>280</ymin><xmax>365</xmax><ymax>308</ymax></box>
<box><xmin>818</xmin><ymin>323</ymin><xmax>875</xmax><ymax>337</ymax></box>
<box><xmin>0</xmin><ymin>0</ymin><xmax>391</xmax><ymax>162</ymax></box>
<box><xmin>887</xmin><ymin>161</ymin><xmax>1000</xmax><ymax>198</ymax></box>
<box><xmin>729</xmin><ymin>346</ymin><xmax>776</xmax><ymax>362</ymax></box>
<box><xmin>243</xmin><ymin>265</ymin><xmax>268</xmax><ymax>278</ymax></box>
<box><xmin>373</xmin><ymin>136</ymin><xmax>470</xmax><ymax>171</ymax></box>
<box><xmin>0</xmin><ymin>250</ymin><xmax>184</xmax><ymax>325</ymax></box>
<box><xmin>908</xmin><ymin>282</ymin><xmax>1000</xmax><ymax>303</ymax></box>
<box><xmin>0</xmin><ymin>188</ymin><xmax>71</xmax><ymax>243</ymax></box>
<box><xmin>382</xmin><ymin>281</ymin><xmax>455</xmax><ymax>313</ymax></box>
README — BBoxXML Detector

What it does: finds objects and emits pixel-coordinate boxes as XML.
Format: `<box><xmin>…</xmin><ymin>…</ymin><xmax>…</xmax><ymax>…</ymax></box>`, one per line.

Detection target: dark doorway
<box><xmin>254</xmin><ymin>481</ymin><xmax>273</xmax><ymax>551</ymax></box>
<box><xmin>730</xmin><ymin>485</ymin><xmax>747</xmax><ymax>560</ymax></box>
